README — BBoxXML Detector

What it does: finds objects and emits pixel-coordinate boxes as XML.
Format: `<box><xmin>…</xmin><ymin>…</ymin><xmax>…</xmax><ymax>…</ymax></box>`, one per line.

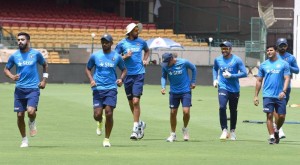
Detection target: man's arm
<box><xmin>290</xmin><ymin>57</ymin><xmax>299</xmax><ymax>74</ymax></box>
<box><xmin>4</xmin><ymin>67</ymin><xmax>19</xmax><ymax>81</ymax></box>
<box><xmin>161</xmin><ymin>68</ymin><xmax>168</xmax><ymax>95</ymax></box>
<box><xmin>279</xmin><ymin>75</ymin><xmax>291</xmax><ymax>100</ymax></box>
<box><xmin>254</xmin><ymin>77</ymin><xmax>263</xmax><ymax>106</ymax></box>
<box><xmin>186</xmin><ymin>60</ymin><xmax>196</xmax><ymax>89</ymax></box>
<box><xmin>231</xmin><ymin>59</ymin><xmax>247</xmax><ymax>78</ymax></box>
<box><xmin>85</xmin><ymin>67</ymin><xmax>96</xmax><ymax>87</ymax></box>
<box><xmin>142</xmin><ymin>48</ymin><xmax>150</xmax><ymax>65</ymax></box>
<box><xmin>39</xmin><ymin>61</ymin><xmax>48</xmax><ymax>89</ymax></box>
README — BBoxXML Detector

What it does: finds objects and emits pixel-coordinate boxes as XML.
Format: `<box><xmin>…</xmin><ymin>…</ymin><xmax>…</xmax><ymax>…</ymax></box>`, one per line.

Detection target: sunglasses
<box><xmin>221</xmin><ymin>47</ymin><xmax>230</xmax><ymax>51</ymax></box>
<box><xmin>278</xmin><ymin>45</ymin><xmax>287</xmax><ymax>48</ymax></box>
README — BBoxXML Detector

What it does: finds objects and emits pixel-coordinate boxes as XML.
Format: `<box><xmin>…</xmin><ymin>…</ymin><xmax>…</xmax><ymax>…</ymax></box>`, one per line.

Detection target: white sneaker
<box><xmin>28</xmin><ymin>120</ymin><xmax>37</xmax><ymax>137</ymax></box>
<box><xmin>96</xmin><ymin>121</ymin><xmax>103</xmax><ymax>136</ymax></box>
<box><xmin>279</xmin><ymin>127</ymin><xmax>286</xmax><ymax>139</ymax></box>
<box><xmin>103</xmin><ymin>138</ymin><xmax>111</xmax><ymax>147</ymax></box>
<box><xmin>137</xmin><ymin>121</ymin><xmax>146</xmax><ymax>139</ymax></box>
<box><xmin>166</xmin><ymin>132</ymin><xmax>176</xmax><ymax>142</ymax></box>
<box><xmin>182</xmin><ymin>127</ymin><xmax>189</xmax><ymax>141</ymax></box>
<box><xmin>130</xmin><ymin>132</ymin><xmax>138</xmax><ymax>140</ymax></box>
<box><xmin>96</xmin><ymin>114</ymin><xmax>105</xmax><ymax>136</ymax></box>
<box><xmin>20</xmin><ymin>137</ymin><xmax>28</xmax><ymax>148</ymax></box>
<box><xmin>220</xmin><ymin>129</ymin><xmax>228</xmax><ymax>140</ymax></box>
<box><xmin>230</xmin><ymin>130</ymin><xmax>236</xmax><ymax>140</ymax></box>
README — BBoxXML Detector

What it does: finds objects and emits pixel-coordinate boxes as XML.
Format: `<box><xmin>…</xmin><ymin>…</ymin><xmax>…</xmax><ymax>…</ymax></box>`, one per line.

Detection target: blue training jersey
<box><xmin>115</xmin><ymin>37</ymin><xmax>148</xmax><ymax>75</ymax></box>
<box><xmin>161</xmin><ymin>58</ymin><xmax>196</xmax><ymax>94</ymax></box>
<box><xmin>257</xmin><ymin>58</ymin><xmax>290</xmax><ymax>98</ymax></box>
<box><xmin>277</xmin><ymin>52</ymin><xmax>299</xmax><ymax>88</ymax></box>
<box><xmin>6</xmin><ymin>48</ymin><xmax>46</xmax><ymax>88</ymax></box>
<box><xmin>212</xmin><ymin>54</ymin><xmax>247</xmax><ymax>92</ymax></box>
<box><xmin>86</xmin><ymin>50</ymin><xmax>125</xmax><ymax>90</ymax></box>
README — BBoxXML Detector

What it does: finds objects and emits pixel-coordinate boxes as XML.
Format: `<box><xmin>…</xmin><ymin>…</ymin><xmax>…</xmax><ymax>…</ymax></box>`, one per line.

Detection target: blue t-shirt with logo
<box><xmin>6</xmin><ymin>48</ymin><xmax>46</xmax><ymax>88</ymax></box>
<box><xmin>115</xmin><ymin>37</ymin><xmax>148</xmax><ymax>75</ymax></box>
<box><xmin>277</xmin><ymin>52</ymin><xmax>299</xmax><ymax>88</ymax></box>
<box><xmin>213</xmin><ymin>54</ymin><xmax>247</xmax><ymax>92</ymax></box>
<box><xmin>161</xmin><ymin>58</ymin><xmax>196</xmax><ymax>94</ymax></box>
<box><xmin>86</xmin><ymin>50</ymin><xmax>125</xmax><ymax>90</ymax></box>
<box><xmin>257</xmin><ymin>58</ymin><xmax>290</xmax><ymax>98</ymax></box>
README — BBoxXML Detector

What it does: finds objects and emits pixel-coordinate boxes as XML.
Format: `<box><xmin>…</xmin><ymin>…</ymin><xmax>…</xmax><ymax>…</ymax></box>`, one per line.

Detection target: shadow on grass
<box><xmin>28</xmin><ymin>145</ymin><xmax>63</xmax><ymax>148</ymax></box>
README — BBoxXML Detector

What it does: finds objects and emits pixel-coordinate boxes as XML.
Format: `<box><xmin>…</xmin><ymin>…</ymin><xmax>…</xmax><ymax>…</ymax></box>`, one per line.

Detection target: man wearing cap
<box><xmin>86</xmin><ymin>34</ymin><xmax>127</xmax><ymax>147</ymax></box>
<box><xmin>160</xmin><ymin>53</ymin><xmax>196</xmax><ymax>142</ymax></box>
<box><xmin>115</xmin><ymin>23</ymin><xmax>149</xmax><ymax>140</ymax></box>
<box><xmin>212</xmin><ymin>41</ymin><xmax>247</xmax><ymax>141</ymax></box>
<box><xmin>273</xmin><ymin>38</ymin><xmax>299</xmax><ymax>139</ymax></box>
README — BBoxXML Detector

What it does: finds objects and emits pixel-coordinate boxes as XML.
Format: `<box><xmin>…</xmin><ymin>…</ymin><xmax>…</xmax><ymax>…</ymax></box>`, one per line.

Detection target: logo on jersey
<box><xmin>276</xmin><ymin>64</ymin><xmax>281</xmax><ymax>68</ymax></box>
<box><xmin>17</xmin><ymin>60</ymin><xmax>34</xmax><ymax>66</ymax></box>
<box><xmin>266</xmin><ymin>69</ymin><xmax>280</xmax><ymax>74</ymax></box>
<box><xmin>99</xmin><ymin>62</ymin><xmax>115</xmax><ymax>67</ymax></box>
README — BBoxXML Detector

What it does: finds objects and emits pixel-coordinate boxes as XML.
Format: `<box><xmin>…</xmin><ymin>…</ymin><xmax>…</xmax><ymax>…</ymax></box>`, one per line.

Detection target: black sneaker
<box><xmin>274</xmin><ymin>131</ymin><xmax>280</xmax><ymax>144</ymax></box>
<box><xmin>269</xmin><ymin>138</ymin><xmax>275</xmax><ymax>144</ymax></box>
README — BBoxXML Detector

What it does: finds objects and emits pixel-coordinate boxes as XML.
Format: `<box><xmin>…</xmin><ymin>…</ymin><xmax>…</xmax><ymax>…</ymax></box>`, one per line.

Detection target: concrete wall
<box><xmin>0</xmin><ymin>63</ymin><xmax>213</xmax><ymax>86</ymax></box>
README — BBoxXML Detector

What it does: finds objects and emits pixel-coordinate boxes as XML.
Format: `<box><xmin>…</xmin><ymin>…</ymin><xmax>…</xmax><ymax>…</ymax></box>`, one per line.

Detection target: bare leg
<box><xmin>182</xmin><ymin>107</ymin><xmax>190</xmax><ymax>128</ymax></box>
<box><xmin>94</xmin><ymin>107</ymin><xmax>104</xmax><ymax>122</ymax></box>
<box><xmin>27</xmin><ymin>106</ymin><xmax>36</xmax><ymax>122</ymax></box>
<box><xmin>104</xmin><ymin>106</ymin><xmax>114</xmax><ymax>139</ymax></box>
<box><xmin>170</xmin><ymin>108</ymin><xmax>178</xmax><ymax>132</ymax></box>
<box><xmin>131</xmin><ymin>97</ymin><xmax>141</xmax><ymax>122</ymax></box>
<box><xmin>17</xmin><ymin>112</ymin><xmax>26</xmax><ymax>138</ymax></box>
<box><xmin>266</xmin><ymin>113</ymin><xmax>274</xmax><ymax>135</ymax></box>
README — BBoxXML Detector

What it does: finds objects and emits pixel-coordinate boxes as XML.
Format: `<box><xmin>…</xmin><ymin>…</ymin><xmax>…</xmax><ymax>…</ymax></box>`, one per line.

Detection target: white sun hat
<box><xmin>125</xmin><ymin>23</ymin><xmax>143</xmax><ymax>35</ymax></box>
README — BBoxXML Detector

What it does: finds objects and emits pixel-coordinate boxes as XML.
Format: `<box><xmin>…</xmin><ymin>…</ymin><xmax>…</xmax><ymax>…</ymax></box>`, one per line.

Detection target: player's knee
<box><xmin>17</xmin><ymin>112</ymin><xmax>25</xmax><ymax>118</ymax></box>
<box><xmin>219</xmin><ymin>107</ymin><xmax>226</xmax><ymax>111</ymax></box>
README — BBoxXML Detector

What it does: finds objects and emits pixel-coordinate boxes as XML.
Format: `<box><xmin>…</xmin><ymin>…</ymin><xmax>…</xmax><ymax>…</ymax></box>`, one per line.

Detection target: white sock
<box><xmin>133</xmin><ymin>122</ymin><xmax>139</xmax><ymax>131</ymax></box>
<box><xmin>270</xmin><ymin>134</ymin><xmax>275</xmax><ymax>139</ymax></box>
<box><xmin>22</xmin><ymin>137</ymin><xmax>28</xmax><ymax>142</ymax></box>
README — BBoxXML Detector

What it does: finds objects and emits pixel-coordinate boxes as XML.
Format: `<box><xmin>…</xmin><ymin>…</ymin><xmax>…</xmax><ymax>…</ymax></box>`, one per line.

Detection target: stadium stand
<box><xmin>0</xmin><ymin>0</ymin><xmax>206</xmax><ymax>63</ymax></box>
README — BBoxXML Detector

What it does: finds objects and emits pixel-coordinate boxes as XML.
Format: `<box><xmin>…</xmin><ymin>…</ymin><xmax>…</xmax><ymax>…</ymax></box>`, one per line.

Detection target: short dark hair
<box><xmin>17</xmin><ymin>32</ymin><xmax>30</xmax><ymax>40</ymax></box>
<box><xmin>266</xmin><ymin>45</ymin><xmax>277</xmax><ymax>51</ymax></box>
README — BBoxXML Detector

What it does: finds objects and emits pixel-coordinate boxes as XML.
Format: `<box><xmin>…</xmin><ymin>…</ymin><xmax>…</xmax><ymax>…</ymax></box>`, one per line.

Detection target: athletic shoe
<box><xmin>230</xmin><ymin>130</ymin><xmax>236</xmax><ymax>140</ymax></box>
<box><xmin>268</xmin><ymin>138</ymin><xmax>275</xmax><ymax>144</ymax></box>
<box><xmin>182</xmin><ymin>127</ymin><xmax>189</xmax><ymax>141</ymax></box>
<box><xmin>28</xmin><ymin>120</ymin><xmax>37</xmax><ymax>137</ymax></box>
<box><xmin>20</xmin><ymin>138</ymin><xmax>28</xmax><ymax>148</ymax></box>
<box><xmin>130</xmin><ymin>131</ymin><xmax>138</xmax><ymax>140</ymax></box>
<box><xmin>166</xmin><ymin>132</ymin><xmax>176</xmax><ymax>142</ymax></box>
<box><xmin>274</xmin><ymin>131</ymin><xmax>280</xmax><ymax>144</ymax></box>
<box><xmin>96</xmin><ymin>114</ymin><xmax>106</xmax><ymax>136</ymax></box>
<box><xmin>103</xmin><ymin>138</ymin><xmax>111</xmax><ymax>147</ymax></box>
<box><xmin>279</xmin><ymin>128</ymin><xmax>286</xmax><ymax>139</ymax></box>
<box><xmin>96</xmin><ymin>121</ymin><xmax>103</xmax><ymax>136</ymax></box>
<box><xmin>137</xmin><ymin>121</ymin><xmax>146</xmax><ymax>139</ymax></box>
<box><xmin>219</xmin><ymin>129</ymin><xmax>228</xmax><ymax>140</ymax></box>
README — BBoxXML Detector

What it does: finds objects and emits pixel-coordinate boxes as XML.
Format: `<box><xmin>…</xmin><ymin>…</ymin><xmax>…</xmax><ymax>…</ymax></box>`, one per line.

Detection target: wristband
<box><xmin>43</xmin><ymin>73</ymin><xmax>49</xmax><ymax>78</ymax></box>
<box><xmin>282</xmin><ymin>91</ymin><xmax>286</xmax><ymax>94</ymax></box>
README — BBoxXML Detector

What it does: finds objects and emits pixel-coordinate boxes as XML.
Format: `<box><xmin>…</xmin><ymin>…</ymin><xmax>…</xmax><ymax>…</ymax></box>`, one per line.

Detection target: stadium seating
<box><xmin>0</xmin><ymin>0</ymin><xmax>206</xmax><ymax>63</ymax></box>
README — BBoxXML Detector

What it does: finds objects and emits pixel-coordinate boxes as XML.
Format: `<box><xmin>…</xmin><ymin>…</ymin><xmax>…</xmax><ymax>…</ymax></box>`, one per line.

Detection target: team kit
<box><xmin>4</xmin><ymin>23</ymin><xmax>298</xmax><ymax>148</ymax></box>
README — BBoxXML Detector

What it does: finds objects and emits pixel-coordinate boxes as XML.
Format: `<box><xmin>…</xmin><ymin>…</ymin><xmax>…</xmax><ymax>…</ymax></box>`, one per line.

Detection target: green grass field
<box><xmin>1</xmin><ymin>84</ymin><xmax>300</xmax><ymax>165</ymax></box>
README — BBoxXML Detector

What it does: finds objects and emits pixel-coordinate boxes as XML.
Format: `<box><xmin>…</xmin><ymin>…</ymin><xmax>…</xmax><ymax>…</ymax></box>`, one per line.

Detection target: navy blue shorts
<box><xmin>14</xmin><ymin>88</ymin><xmax>40</xmax><ymax>112</ymax></box>
<box><xmin>169</xmin><ymin>92</ymin><xmax>192</xmax><ymax>109</ymax></box>
<box><xmin>93</xmin><ymin>89</ymin><xmax>117</xmax><ymax>109</ymax></box>
<box><xmin>263</xmin><ymin>97</ymin><xmax>286</xmax><ymax>115</ymax></box>
<box><xmin>124</xmin><ymin>74</ymin><xmax>145</xmax><ymax>100</ymax></box>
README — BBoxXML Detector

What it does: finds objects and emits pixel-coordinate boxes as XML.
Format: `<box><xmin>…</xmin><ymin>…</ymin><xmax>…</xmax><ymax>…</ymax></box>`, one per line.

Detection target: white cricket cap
<box><xmin>125</xmin><ymin>23</ymin><xmax>143</xmax><ymax>35</ymax></box>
